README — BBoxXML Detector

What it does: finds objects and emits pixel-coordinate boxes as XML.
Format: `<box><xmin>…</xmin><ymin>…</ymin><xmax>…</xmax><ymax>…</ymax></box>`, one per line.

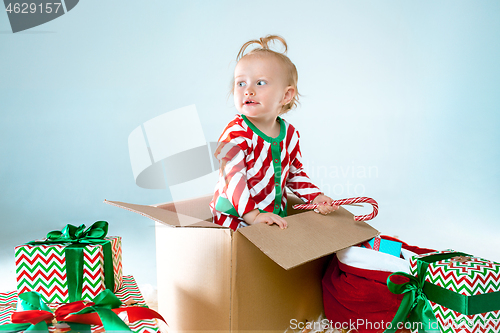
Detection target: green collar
<box><xmin>241</xmin><ymin>114</ymin><xmax>286</xmax><ymax>143</ymax></box>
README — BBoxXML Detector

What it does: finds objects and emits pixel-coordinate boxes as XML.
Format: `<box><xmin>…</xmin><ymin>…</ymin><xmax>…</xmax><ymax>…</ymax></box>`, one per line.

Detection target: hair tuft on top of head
<box><xmin>236</xmin><ymin>35</ymin><xmax>288</xmax><ymax>61</ymax></box>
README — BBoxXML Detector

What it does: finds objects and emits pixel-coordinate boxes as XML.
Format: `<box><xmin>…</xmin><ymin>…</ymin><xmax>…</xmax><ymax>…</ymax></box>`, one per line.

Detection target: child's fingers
<box><xmin>274</xmin><ymin>217</ymin><xmax>287</xmax><ymax>229</ymax></box>
<box><xmin>256</xmin><ymin>212</ymin><xmax>288</xmax><ymax>229</ymax></box>
<box><xmin>314</xmin><ymin>203</ymin><xmax>339</xmax><ymax>215</ymax></box>
<box><xmin>265</xmin><ymin>216</ymin><xmax>287</xmax><ymax>229</ymax></box>
<box><xmin>314</xmin><ymin>205</ymin><xmax>328</xmax><ymax>215</ymax></box>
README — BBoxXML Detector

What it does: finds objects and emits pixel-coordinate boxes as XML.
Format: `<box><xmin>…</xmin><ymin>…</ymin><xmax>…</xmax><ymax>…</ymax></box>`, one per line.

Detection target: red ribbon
<box><xmin>11</xmin><ymin>301</ymin><xmax>166</xmax><ymax>328</ymax></box>
<box><xmin>55</xmin><ymin>302</ymin><xmax>166</xmax><ymax>326</ymax></box>
<box><xmin>11</xmin><ymin>310</ymin><xmax>53</xmax><ymax>325</ymax></box>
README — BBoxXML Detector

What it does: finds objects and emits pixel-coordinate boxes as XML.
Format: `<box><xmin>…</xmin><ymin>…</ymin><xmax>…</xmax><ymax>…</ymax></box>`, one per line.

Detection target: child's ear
<box><xmin>282</xmin><ymin>86</ymin><xmax>296</xmax><ymax>105</ymax></box>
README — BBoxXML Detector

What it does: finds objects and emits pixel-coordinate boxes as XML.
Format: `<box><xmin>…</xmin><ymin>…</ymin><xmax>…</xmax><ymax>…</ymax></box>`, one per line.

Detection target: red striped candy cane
<box><xmin>293</xmin><ymin>197</ymin><xmax>379</xmax><ymax>221</ymax></box>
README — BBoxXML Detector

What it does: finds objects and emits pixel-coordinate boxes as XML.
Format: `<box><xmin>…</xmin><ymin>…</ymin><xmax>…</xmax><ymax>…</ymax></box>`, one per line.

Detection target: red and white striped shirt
<box><xmin>210</xmin><ymin>114</ymin><xmax>322</xmax><ymax>231</ymax></box>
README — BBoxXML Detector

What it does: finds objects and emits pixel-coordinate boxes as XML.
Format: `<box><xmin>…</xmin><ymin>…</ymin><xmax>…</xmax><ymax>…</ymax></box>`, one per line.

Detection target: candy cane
<box><xmin>293</xmin><ymin>197</ymin><xmax>379</xmax><ymax>221</ymax></box>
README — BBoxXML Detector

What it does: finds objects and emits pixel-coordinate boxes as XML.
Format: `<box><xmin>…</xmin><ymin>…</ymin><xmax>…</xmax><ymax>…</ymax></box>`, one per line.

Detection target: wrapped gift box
<box><xmin>360</xmin><ymin>235</ymin><xmax>403</xmax><ymax>257</ymax></box>
<box><xmin>0</xmin><ymin>275</ymin><xmax>159</xmax><ymax>333</ymax></box>
<box><xmin>15</xmin><ymin>230</ymin><xmax>122</xmax><ymax>303</ymax></box>
<box><xmin>409</xmin><ymin>250</ymin><xmax>500</xmax><ymax>333</ymax></box>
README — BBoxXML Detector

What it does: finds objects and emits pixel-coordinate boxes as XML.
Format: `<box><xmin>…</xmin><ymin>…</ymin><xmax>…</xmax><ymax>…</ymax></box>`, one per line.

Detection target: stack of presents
<box><xmin>0</xmin><ymin>221</ymin><xmax>165</xmax><ymax>332</ymax></box>
<box><xmin>2</xmin><ymin>193</ymin><xmax>500</xmax><ymax>333</ymax></box>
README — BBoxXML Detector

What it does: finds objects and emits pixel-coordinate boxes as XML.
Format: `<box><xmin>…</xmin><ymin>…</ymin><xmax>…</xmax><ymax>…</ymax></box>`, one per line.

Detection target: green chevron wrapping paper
<box><xmin>15</xmin><ymin>236</ymin><xmax>123</xmax><ymax>304</ymax></box>
<box><xmin>0</xmin><ymin>275</ymin><xmax>159</xmax><ymax>332</ymax></box>
<box><xmin>409</xmin><ymin>250</ymin><xmax>500</xmax><ymax>333</ymax></box>
<box><xmin>0</xmin><ymin>291</ymin><xmax>17</xmax><ymax>326</ymax></box>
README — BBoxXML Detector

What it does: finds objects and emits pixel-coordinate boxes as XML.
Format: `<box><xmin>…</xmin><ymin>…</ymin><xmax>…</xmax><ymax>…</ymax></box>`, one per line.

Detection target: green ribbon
<box><xmin>28</xmin><ymin>221</ymin><xmax>115</xmax><ymax>302</ymax></box>
<box><xmin>385</xmin><ymin>251</ymin><xmax>500</xmax><ymax>332</ymax></box>
<box><xmin>0</xmin><ymin>290</ymin><xmax>132</xmax><ymax>333</ymax></box>
<box><xmin>384</xmin><ymin>268</ymin><xmax>440</xmax><ymax>333</ymax></box>
<box><xmin>61</xmin><ymin>289</ymin><xmax>132</xmax><ymax>333</ymax></box>
<box><xmin>417</xmin><ymin>252</ymin><xmax>500</xmax><ymax>314</ymax></box>
<box><xmin>0</xmin><ymin>292</ymin><xmax>52</xmax><ymax>332</ymax></box>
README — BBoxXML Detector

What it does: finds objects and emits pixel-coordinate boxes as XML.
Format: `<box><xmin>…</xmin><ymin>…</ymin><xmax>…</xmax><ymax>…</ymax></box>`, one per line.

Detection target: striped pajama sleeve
<box><xmin>285</xmin><ymin>131</ymin><xmax>322</xmax><ymax>203</ymax></box>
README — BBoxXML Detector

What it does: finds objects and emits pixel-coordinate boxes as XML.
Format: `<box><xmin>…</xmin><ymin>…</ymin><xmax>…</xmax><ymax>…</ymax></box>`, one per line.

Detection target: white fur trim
<box><xmin>337</xmin><ymin>246</ymin><xmax>411</xmax><ymax>274</ymax></box>
<box><xmin>401</xmin><ymin>248</ymin><xmax>417</xmax><ymax>261</ymax></box>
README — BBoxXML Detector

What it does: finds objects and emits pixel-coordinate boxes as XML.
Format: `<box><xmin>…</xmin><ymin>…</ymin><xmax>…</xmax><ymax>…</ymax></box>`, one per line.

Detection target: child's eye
<box><xmin>237</xmin><ymin>81</ymin><xmax>246</xmax><ymax>87</ymax></box>
<box><xmin>257</xmin><ymin>80</ymin><xmax>267</xmax><ymax>86</ymax></box>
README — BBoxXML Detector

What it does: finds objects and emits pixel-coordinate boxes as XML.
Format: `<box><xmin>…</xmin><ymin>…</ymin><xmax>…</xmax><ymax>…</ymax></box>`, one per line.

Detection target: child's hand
<box><xmin>254</xmin><ymin>212</ymin><xmax>288</xmax><ymax>229</ymax></box>
<box><xmin>243</xmin><ymin>210</ymin><xmax>288</xmax><ymax>229</ymax></box>
<box><xmin>312</xmin><ymin>194</ymin><xmax>339</xmax><ymax>215</ymax></box>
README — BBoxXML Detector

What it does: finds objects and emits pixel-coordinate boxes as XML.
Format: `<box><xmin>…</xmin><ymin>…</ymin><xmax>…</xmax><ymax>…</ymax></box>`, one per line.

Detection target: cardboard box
<box><xmin>105</xmin><ymin>194</ymin><xmax>378</xmax><ymax>333</ymax></box>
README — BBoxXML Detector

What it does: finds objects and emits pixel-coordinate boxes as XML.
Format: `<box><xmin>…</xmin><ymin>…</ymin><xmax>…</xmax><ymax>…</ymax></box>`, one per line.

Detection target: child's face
<box><xmin>233</xmin><ymin>54</ymin><xmax>294</xmax><ymax>123</ymax></box>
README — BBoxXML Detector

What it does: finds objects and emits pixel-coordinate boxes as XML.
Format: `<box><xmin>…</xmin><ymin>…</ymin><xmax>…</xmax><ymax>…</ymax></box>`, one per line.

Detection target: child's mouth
<box><xmin>244</xmin><ymin>100</ymin><xmax>256</xmax><ymax>105</ymax></box>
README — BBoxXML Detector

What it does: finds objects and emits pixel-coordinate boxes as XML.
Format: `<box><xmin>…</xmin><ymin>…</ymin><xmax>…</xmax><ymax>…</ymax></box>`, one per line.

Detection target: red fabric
<box><xmin>322</xmin><ymin>237</ymin><xmax>434</xmax><ymax>333</ymax></box>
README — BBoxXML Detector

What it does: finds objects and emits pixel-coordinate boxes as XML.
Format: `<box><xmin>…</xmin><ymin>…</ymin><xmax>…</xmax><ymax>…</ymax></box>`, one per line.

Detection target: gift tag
<box><xmin>361</xmin><ymin>236</ymin><xmax>402</xmax><ymax>257</ymax></box>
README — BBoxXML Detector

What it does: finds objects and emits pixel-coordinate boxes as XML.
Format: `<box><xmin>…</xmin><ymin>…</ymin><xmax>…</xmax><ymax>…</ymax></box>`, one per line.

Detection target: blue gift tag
<box><xmin>362</xmin><ymin>237</ymin><xmax>402</xmax><ymax>257</ymax></box>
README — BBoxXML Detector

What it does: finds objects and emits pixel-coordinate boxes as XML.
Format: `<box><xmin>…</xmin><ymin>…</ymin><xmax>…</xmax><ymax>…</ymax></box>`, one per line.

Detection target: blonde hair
<box><xmin>233</xmin><ymin>35</ymin><xmax>299</xmax><ymax>114</ymax></box>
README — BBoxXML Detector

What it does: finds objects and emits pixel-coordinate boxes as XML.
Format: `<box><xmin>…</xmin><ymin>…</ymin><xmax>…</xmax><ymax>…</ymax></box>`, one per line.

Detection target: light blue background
<box><xmin>1</xmin><ymin>0</ymin><xmax>499</xmax><ymax>292</ymax></box>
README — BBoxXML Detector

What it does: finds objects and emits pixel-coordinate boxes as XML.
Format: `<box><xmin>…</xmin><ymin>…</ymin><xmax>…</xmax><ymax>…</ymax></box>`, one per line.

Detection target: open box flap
<box><xmin>104</xmin><ymin>200</ymin><xmax>225</xmax><ymax>228</ymax></box>
<box><xmin>153</xmin><ymin>194</ymin><xmax>215</xmax><ymax>222</ymax></box>
<box><xmin>238</xmin><ymin>207</ymin><xmax>379</xmax><ymax>270</ymax></box>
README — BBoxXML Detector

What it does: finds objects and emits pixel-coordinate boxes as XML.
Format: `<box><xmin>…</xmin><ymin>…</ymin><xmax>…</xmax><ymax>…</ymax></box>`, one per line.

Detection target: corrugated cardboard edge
<box><xmin>239</xmin><ymin>207</ymin><xmax>379</xmax><ymax>270</ymax></box>
<box><xmin>104</xmin><ymin>191</ymin><xmax>304</xmax><ymax>229</ymax></box>
<box><xmin>105</xmin><ymin>197</ymin><xmax>379</xmax><ymax>268</ymax></box>
<box><xmin>153</xmin><ymin>194</ymin><xmax>216</xmax><ymax>222</ymax></box>
<box><xmin>103</xmin><ymin>199</ymin><xmax>225</xmax><ymax>228</ymax></box>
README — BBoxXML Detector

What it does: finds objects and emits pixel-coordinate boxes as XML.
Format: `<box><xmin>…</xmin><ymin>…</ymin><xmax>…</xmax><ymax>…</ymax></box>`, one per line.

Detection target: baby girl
<box><xmin>210</xmin><ymin>35</ymin><xmax>337</xmax><ymax>231</ymax></box>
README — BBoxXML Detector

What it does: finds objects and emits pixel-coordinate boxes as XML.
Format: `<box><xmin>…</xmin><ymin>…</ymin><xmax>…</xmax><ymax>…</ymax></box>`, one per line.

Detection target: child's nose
<box><xmin>245</xmin><ymin>90</ymin><xmax>255</xmax><ymax>96</ymax></box>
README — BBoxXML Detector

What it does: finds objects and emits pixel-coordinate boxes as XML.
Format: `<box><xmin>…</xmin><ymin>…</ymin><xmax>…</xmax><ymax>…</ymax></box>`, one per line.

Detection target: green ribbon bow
<box><xmin>57</xmin><ymin>289</ymin><xmax>132</xmax><ymax>332</ymax></box>
<box><xmin>0</xmin><ymin>290</ymin><xmax>134</xmax><ymax>333</ymax></box>
<box><xmin>0</xmin><ymin>292</ymin><xmax>53</xmax><ymax>332</ymax></box>
<box><xmin>383</xmin><ymin>268</ymin><xmax>440</xmax><ymax>333</ymax></box>
<box><xmin>28</xmin><ymin>221</ymin><xmax>115</xmax><ymax>302</ymax></box>
<box><xmin>46</xmin><ymin>221</ymin><xmax>109</xmax><ymax>241</ymax></box>
<box><xmin>77</xmin><ymin>290</ymin><xmax>130</xmax><ymax>331</ymax></box>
